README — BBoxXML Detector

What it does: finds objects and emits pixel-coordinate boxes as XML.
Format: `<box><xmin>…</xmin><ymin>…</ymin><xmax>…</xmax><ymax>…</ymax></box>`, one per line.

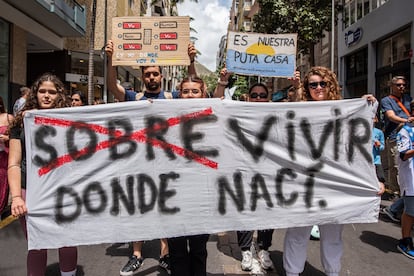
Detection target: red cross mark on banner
<box><xmin>34</xmin><ymin>108</ymin><xmax>218</xmax><ymax>176</ymax></box>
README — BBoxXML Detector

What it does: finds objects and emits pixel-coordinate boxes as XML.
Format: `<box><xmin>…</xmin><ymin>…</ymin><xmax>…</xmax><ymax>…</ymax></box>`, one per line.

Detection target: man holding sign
<box><xmin>105</xmin><ymin>40</ymin><xmax>197</xmax><ymax>102</ymax></box>
<box><xmin>105</xmin><ymin>38</ymin><xmax>198</xmax><ymax>275</ymax></box>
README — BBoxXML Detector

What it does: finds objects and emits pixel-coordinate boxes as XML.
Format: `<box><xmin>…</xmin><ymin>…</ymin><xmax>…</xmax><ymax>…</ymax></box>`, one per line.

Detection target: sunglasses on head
<box><xmin>308</xmin><ymin>81</ymin><xmax>327</xmax><ymax>89</ymax></box>
<box><xmin>250</xmin><ymin>92</ymin><xmax>268</xmax><ymax>99</ymax></box>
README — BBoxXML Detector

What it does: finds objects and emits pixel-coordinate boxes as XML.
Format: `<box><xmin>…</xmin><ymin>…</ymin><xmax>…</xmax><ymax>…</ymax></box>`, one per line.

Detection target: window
<box><xmin>244</xmin><ymin>21</ymin><xmax>251</xmax><ymax>32</ymax></box>
<box><xmin>372</xmin><ymin>0</ymin><xmax>388</xmax><ymax>10</ymax></box>
<box><xmin>345</xmin><ymin>48</ymin><xmax>368</xmax><ymax>97</ymax></box>
<box><xmin>346</xmin><ymin>48</ymin><xmax>368</xmax><ymax>79</ymax></box>
<box><xmin>350</xmin><ymin>0</ymin><xmax>356</xmax><ymax>25</ymax></box>
<box><xmin>357</xmin><ymin>0</ymin><xmax>363</xmax><ymax>20</ymax></box>
<box><xmin>363</xmin><ymin>0</ymin><xmax>370</xmax><ymax>15</ymax></box>
<box><xmin>377</xmin><ymin>27</ymin><xmax>411</xmax><ymax>69</ymax></box>
<box><xmin>392</xmin><ymin>28</ymin><xmax>411</xmax><ymax>64</ymax></box>
<box><xmin>377</xmin><ymin>39</ymin><xmax>392</xmax><ymax>68</ymax></box>
<box><xmin>343</xmin><ymin>0</ymin><xmax>377</xmax><ymax>28</ymax></box>
<box><xmin>343</xmin><ymin>1</ymin><xmax>350</xmax><ymax>28</ymax></box>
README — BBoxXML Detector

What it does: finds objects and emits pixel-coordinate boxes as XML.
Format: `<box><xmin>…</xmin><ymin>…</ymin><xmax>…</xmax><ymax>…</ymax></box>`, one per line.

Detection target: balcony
<box><xmin>4</xmin><ymin>0</ymin><xmax>86</xmax><ymax>37</ymax></box>
<box><xmin>243</xmin><ymin>1</ymin><xmax>252</xmax><ymax>16</ymax></box>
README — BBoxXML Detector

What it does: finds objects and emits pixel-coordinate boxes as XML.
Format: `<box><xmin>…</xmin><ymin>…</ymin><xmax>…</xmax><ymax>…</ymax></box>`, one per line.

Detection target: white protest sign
<box><xmin>24</xmin><ymin>99</ymin><xmax>380</xmax><ymax>250</ymax></box>
<box><xmin>112</xmin><ymin>16</ymin><xmax>190</xmax><ymax>66</ymax></box>
<box><xmin>226</xmin><ymin>31</ymin><xmax>297</xmax><ymax>77</ymax></box>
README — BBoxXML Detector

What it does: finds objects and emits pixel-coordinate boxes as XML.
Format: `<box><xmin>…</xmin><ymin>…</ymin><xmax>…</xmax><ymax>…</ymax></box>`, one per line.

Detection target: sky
<box><xmin>177</xmin><ymin>0</ymin><xmax>232</xmax><ymax>72</ymax></box>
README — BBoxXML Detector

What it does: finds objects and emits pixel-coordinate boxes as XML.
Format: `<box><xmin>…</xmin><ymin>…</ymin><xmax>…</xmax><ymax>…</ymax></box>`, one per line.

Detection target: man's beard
<box><xmin>145</xmin><ymin>81</ymin><xmax>160</xmax><ymax>92</ymax></box>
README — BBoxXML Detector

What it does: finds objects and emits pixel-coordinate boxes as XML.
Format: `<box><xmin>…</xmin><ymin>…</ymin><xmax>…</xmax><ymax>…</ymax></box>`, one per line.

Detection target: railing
<box><xmin>48</xmin><ymin>0</ymin><xmax>86</xmax><ymax>32</ymax></box>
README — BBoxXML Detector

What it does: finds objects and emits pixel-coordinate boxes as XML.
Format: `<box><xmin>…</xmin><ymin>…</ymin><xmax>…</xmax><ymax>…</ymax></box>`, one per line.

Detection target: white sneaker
<box><xmin>258</xmin><ymin>249</ymin><xmax>273</xmax><ymax>270</ymax></box>
<box><xmin>310</xmin><ymin>225</ymin><xmax>320</xmax><ymax>240</ymax></box>
<box><xmin>241</xmin><ymin>250</ymin><xmax>253</xmax><ymax>271</ymax></box>
<box><xmin>250</xmin><ymin>258</ymin><xmax>265</xmax><ymax>275</ymax></box>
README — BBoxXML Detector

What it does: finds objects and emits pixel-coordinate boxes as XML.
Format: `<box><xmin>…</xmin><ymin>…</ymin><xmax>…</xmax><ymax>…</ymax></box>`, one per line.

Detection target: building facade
<box><xmin>0</xmin><ymin>0</ymin><xmax>181</xmax><ymax>108</ymax></box>
<box><xmin>0</xmin><ymin>0</ymin><xmax>87</xmax><ymax>110</ymax></box>
<box><xmin>338</xmin><ymin>0</ymin><xmax>413</xmax><ymax>99</ymax></box>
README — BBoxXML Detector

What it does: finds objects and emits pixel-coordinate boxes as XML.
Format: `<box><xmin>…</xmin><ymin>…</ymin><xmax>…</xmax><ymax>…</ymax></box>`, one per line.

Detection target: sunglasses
<box><xmin>394</xmin><ymin>83</ymin><xmax>406</xmax><ymax>87</ymax></box>
<box><xmin>308</xmin><ymin>81</ymin><xmax>327</xmax><ymax>89</ymax></box>
<box><xmin>250</xmin><ymin>92</ymin><xmax>268</xmax><ymax>99</ymax></box>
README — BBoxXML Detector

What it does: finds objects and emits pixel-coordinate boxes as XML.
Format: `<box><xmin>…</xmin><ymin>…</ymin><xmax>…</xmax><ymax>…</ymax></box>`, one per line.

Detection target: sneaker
<box><xmin>241</xmin><ymin>250</ymin><xmax>253</xmax><ymax>271</ymax></box>
<box><xmin>120</xmin><ymin>255</ymin><xmax>144</xmax><ymax>276</ymax></box>
<box><xmin>397</xmin><ymin>238</ymin><xmax>414</xmax><ymax>260</ymax></box>
<box><xmin>250</xmin><ymin>258</ymin><xmax>265</xmax><ymax>275</ymax></box>
<box><xmin>310</xmin><ymin>225</ymin><xmax>320</xmax><ymax>240</ymax></box>
<box><xmin>258</xmin><ymin>249</ymin><xmax>273</xmax><ymax>270</ymax></box>
<box><xmin>382</xmin><ymin>206</ymin><xmax>400</xmax><ymax>222</ymax></box>
<box><xmin>159</xmin><ymin>254</ymin><xmax>170</xmax><ymax>273</ymax></box>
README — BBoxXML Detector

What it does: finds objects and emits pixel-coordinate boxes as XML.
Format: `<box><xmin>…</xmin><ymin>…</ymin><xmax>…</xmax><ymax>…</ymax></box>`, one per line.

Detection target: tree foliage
<box><xmin>253</xmin><ymin>0</ymin><xmax>341</xmax><ymax>65</ymax></box>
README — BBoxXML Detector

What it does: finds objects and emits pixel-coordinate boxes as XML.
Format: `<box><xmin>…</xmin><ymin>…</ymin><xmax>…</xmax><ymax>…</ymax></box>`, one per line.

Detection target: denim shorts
<box><xmin>403</xmin><ymin>195</ymin><xmax>414</xmax><ymax>217</ymax></box>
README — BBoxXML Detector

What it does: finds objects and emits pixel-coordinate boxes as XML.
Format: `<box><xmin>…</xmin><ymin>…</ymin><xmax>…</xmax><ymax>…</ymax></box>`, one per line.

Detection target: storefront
<box><xmin>66</xmin><ymin>51</ymin><xmax>105</xmax><ymax>102</ymax></box>
<box><xmin>338</xmin><ymin>0</ymin><xmax>414</xmax><ymax>99</ymax></box>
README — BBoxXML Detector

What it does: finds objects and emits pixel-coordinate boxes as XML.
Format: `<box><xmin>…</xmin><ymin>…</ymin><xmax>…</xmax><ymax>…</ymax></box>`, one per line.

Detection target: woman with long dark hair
<box><xmin>8</xmin><ymin>73</ymin><xmax>78</xmax><ymax>276</ymax></box>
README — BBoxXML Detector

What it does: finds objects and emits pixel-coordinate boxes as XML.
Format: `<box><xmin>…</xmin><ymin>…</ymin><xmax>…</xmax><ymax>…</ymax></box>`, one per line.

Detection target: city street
<box><xmin>0</xmin><ymin>199</ymin><xmax>413</xmax><ymax>276</ymax></box>
<box><xmin>1</xmin><ymin>1</ymin><xmax>413</xmax><ymax>275</ymax></box>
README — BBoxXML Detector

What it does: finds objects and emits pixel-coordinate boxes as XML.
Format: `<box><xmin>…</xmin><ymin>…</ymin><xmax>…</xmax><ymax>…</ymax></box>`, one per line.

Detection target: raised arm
<box><xmin>287</xmin><ymin>70</ymin><xmax>302</xmax><ymax>102</ymax></box>
<box><xmin>105</xmin><ymin>40</ymin><xmax>127</xmax><ymax>102</ymax></box>
<box><xmin>187</xmin><ymin>43</ymin><xmax>197</xmax><ymax>76</ymax></box>
<box><xmin>213</xmin><ymin>67</ymin><xmax>232</xmax><ymax>98</ymax></box>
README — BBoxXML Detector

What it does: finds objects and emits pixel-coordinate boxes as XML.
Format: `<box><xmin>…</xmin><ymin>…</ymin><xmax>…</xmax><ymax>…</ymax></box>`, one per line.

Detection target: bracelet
<box><xmin>218</xmin><ymin>80</ymin><xmax>229</xmax><ymax>86</ymax></box>
<box><xmin>8</xmin><ymin>164</ymin><xmax>21</xmax><ymax>170</ymax></box>
<box><xmin>12</xmin><ymin>195</ymin><xmax>22</xmax><ymax>199</ymax></box>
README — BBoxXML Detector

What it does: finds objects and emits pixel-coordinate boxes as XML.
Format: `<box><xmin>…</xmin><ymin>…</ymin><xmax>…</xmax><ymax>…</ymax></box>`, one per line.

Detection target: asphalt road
<box><xmin>0</xmin><ymin>199</ymin><xmax>412</xmax><ymax>276</ymax></box>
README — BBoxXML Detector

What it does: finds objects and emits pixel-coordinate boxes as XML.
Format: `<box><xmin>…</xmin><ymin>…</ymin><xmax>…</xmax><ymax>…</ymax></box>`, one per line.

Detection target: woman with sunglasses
<box><xmin>8</xmin><ymin>73</ymin><xmax>78</xmax><ymax>276</ymax></box>
<box><xmin>283</xmin><ymin>66</ymin><xmax>383</xmax><ymax>276</ymax></box>
<box><xmin>214</xmin><ymin>67</ymin><xmax>303</xmax><ymax>272</ymax></box>
<box><xmin>247</xmin><ymin>83</ymin><xmax>270</xmax><ymax>102</ymax></box>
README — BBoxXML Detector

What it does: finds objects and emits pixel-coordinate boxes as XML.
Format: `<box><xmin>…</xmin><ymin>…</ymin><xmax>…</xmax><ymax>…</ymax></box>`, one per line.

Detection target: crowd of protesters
<box><xmin>2</xmin><ymin>39</ymin><xmax>413</xmax><ymax>276</ymax></box>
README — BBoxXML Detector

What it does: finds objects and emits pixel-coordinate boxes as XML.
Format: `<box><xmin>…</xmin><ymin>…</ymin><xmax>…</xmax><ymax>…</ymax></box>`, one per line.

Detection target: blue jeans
<box><xmin>390</xmin><ymin>197</ymin><xmax>404</xmax><ymax>214</ymax></box>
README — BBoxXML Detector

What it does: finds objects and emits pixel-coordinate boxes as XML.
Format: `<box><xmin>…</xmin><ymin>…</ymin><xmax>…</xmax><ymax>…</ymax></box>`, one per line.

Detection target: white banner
<box><xmin>24</xmin><ymin>99</ymin><xmax>380</xmax><ymax>250</ymax></box>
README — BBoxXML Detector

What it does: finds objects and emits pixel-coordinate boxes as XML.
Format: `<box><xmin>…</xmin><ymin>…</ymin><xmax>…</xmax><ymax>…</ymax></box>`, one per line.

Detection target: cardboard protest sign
<box><xmin>226</xmin><ymin>31</ymin><xmax>297</xmax><ymax>77</ymax></box>
<box><xmin>111</xmin><ymin>16</ymin><xmax>190</xmax><ymax>66</ymax></box>
<box><xmin>24</xmin><ymin>99</ymin><xmax>380</xmax><ymax>250</ymax></box>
